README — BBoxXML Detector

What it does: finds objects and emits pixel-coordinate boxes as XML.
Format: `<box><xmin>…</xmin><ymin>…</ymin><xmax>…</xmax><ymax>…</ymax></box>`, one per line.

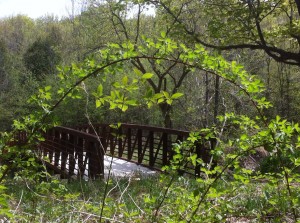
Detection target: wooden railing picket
<box><xmin>141</xmin><ymin>132</ymin><xmax>149</xmax><ymax>163</ymax></box>
<box><xmin>109</xmin><ymin>130</ymin><xmax>115</xmax><ymax>156</ymax></box>
<box><xmin>126</xmin><ymin>128</ymin><xmax>131</xmax><ymax>160</ymax></box>
<box><xmin>118</xmin><ymin>127</ymin><xmax>123</xmax><ymax>157</ymax></box>
<box><xmin>155</xmin><ymin>134</ymin><xmax>163</xmax><ymax>162</ymax></box>
<box><xmin>54</xmin><ymin>130</ymin><xmax>61</xmax><ymax>167</ymax></box>
<box><xmin>44</xmin><ymin>129</ymin><xmax>53</xmax><ymax>163</ymax></box>
<box><xmin>102</xmin><ymin>125</ymin><xmax>108</xmax><ymax>152</ymax></box>
<box><xmin>149</xmin><ymin>131</ymin><xmax>154</xmax><ymax>167</ymax></box>
<box><xmin>60</xmin><ymin>132</ymin><xmax>68</xmax><ymax>178</ymax></box>
<box><xmin>77</xmin><ymin>137</ymin><xmax>84</xmax><ymax>177</ymax></box>
<box><xmin>68</xmin><ymin>134</ymin><xmax>76</xmax><ymax>176</ymax></box>
<box><xmin>87</xmin><ymin>141</ymin><xmax>93</xmax><ymax>178</ymax></box>
<box><xmin>137</xmin><ymin>129</ymin><xmax>143</xmax><ymax>164</ymax></box>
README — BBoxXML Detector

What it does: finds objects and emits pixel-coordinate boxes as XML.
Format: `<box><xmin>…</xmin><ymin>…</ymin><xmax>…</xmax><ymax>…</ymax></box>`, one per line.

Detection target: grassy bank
<box><xmin>4</xmin><ymin>171</ymin><xmax>299</xmax><ymax>222</ymax></box>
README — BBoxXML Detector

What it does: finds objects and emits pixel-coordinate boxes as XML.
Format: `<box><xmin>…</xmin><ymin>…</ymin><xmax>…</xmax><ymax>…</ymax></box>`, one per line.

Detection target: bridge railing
<box><xmin>76</xmin><ymin>123</ymin><xmax>215</xmax><ymax>176</ymax></box>
<box><xmin>6</xmin><ymin>131</ymin><xmax>28</xmax><ymax>147</ymax></box>
<box><xmin>7</xmin><ymin>124</ymin><xmax>215</xmax><ymax>178</ymax></box>
<box><xmin>38</xmin><ymin>126</ymin><xmax>104</xmax><ymax>179</ymax></box>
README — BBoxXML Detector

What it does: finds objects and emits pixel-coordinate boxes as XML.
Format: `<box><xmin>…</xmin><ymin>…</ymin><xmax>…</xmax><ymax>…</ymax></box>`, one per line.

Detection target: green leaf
<box><xmin>96</xmin><ymin>100</ymin><xmax>101</xmax><ymax>108</ymax></box>
<box><xmin>153</xmin><ymin>93</ymin><xmax>164</xmax><ymax>99</ymax></box>
<box><xmin>121</xmin><ymin>104</ymin><xmax>128</xmax><ymax>112</ymax></box>
<box><xmin>157</xmin><ymin>98</ymin><xmax>165</xmax><ymax>104</ymax></box>
<box><xmin>109</xmin><ymin>102</ymin><xmax>117</xmax><ymax>109</ymax></box>
<box><xmin>113</xmin><ymin>82</ymin><xmax>121</xmax><ymax>88</ymax></box>
<box><xmin>110</xmin><ymin>43</ymin><xmax>120</xmax><ymax>48</ymax></box>
<box><xmin>122</xmin><ymin>76</ymin><xmax>128</xmax><ymax>85</ymax></box>
<box><xmin>133</xmin><ymin>68</ymin><xmax>142</xmax><ymax>76</ymax></box>
<box><xmin>45</xmin><ymin>86</ymin><xmax>52</xmax><ymax>91</ymax></box>
<box><xmin>166</xmin><ymin>99</ymin><xmax>173</xmax><ymax>105</ymax></box>
<box><xmin>97</xmin><ymin>84</ymin><xmax>103</xmax><ymax>96</ymax></box>
<box><xmin>171</xmin><ymin>92</ymin><xmax>184</xmax><ymax>99</ymax></box>
<box><xmin>190</xmin><ymin>154</ymin><xmax>198</xmax><ymax>166</ymax></box>
<box><xmin>142</xmin><ymin>73</ymin><xmax>153</xmax><ymax>79</ymax></box>
<box><xmin>294</xmin><ymin>158</ymin><xmax>300</xmax><ymax>166</ymax></box>
<box><xmin>57</xmin><ymin>88</ymin><xmax>64</xmax><ymax>95</ymax></box>
<box><xmin>162</xmin><ymin>91</ymin><xmax>170</xmax><ymax>98</ymax></box>
<box><xmin>126</xmin><ymin>100</ymin><xmax>137</xmax><ymax>106</ymax></box>
<box><xmin>147</xmin><ymin>101</ymin><xmax>153</xmax><ymax>108</ymax></box>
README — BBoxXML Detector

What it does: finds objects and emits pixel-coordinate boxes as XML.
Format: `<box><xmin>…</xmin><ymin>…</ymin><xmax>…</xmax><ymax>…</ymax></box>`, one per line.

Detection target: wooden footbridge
<box><xmin>13</xmin><ymin>124</ymin><xmax>215</xmax><ymax>179</ymax></box>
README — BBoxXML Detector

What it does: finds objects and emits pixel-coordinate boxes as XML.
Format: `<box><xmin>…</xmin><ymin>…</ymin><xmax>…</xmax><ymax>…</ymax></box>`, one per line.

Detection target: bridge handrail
<box><xmin>76</xmin><ymin>123</ymin><xmax>190</xmax><ymax>136</ymax></box>
<box><xmin>53</xmin><ymin>126</ymin><xmax>102</xmax><ymax>142</ymax></box>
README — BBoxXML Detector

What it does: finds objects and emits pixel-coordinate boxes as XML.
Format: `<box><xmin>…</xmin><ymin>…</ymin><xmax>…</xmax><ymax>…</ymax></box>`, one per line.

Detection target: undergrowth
<box><xmin>3</xmin><ymin>170</ymin><xmax>299</xmax><ymax>222</ymax></box>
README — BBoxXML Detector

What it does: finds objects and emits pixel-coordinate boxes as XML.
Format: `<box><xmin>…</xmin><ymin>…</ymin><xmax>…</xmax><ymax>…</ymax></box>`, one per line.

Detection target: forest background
<box><xmin>2</xmin><ymin>0</ymin><xmax>300</xmax><ymax>131</ymax></box>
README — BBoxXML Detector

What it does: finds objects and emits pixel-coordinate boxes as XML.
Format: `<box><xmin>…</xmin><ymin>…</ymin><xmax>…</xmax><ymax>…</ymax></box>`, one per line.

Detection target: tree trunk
<box><xmin>213</xmin><ymin>75</ymin><xmax>220</xmax><ymax>124</ymax></box>
<box><xmin>204</xmin><ymin>72</ymin><xmax>209</xmax><ymax>127</ymax></box>
<box><xmin>159</xmin><ymin>102</ymin><xmax>172</xmax><ymax>128</ymax></box>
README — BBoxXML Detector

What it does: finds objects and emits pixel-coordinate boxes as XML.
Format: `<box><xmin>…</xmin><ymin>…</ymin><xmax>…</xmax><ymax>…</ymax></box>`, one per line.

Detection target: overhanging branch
<box><xmin>152</xmin><ymin>0</ymin><xmax>300</xmax><ymax>66</ymax></box>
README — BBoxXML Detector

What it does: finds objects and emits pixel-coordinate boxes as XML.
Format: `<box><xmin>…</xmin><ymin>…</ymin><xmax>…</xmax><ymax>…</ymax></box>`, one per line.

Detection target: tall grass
<box><xmin>5</xmin><ymin>171</ymin><xmax>299</xmax><ymax>222</ymax></box>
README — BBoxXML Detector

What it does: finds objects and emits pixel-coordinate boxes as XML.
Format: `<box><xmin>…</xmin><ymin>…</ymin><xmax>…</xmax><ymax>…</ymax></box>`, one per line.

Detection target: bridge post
<box><xmin>87</xmin><ymin>140</ymin><xmax>104</xmax><ymax>179</ymax></box>
<box><xmin>162</xmin><ymin>133</ymin><xmax>168</xmax><ymax>166</ymax></box>
<box><xmin>149</xmin><ymin>131</ymin><xmax>154</xmax><ymax>167</ymax></box>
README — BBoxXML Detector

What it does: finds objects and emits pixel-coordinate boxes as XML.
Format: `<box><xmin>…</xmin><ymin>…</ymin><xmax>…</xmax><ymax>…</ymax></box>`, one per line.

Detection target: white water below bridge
<box><xmin>103</xmin><ymin>155</ymin><xmax>157</xmax><ymax>177</ymax></box>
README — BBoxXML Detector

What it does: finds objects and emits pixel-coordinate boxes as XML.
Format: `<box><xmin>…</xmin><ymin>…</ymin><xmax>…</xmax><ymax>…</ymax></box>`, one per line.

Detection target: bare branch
<box><xmin>152</xmin><ymin>0</ymin><xmax>300</xmax><ymax>66</ymax></box>
<box><xmin>135</xmin><ymin>4</ymin><xmax>142</xmax><ymax>44</ymax></box>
